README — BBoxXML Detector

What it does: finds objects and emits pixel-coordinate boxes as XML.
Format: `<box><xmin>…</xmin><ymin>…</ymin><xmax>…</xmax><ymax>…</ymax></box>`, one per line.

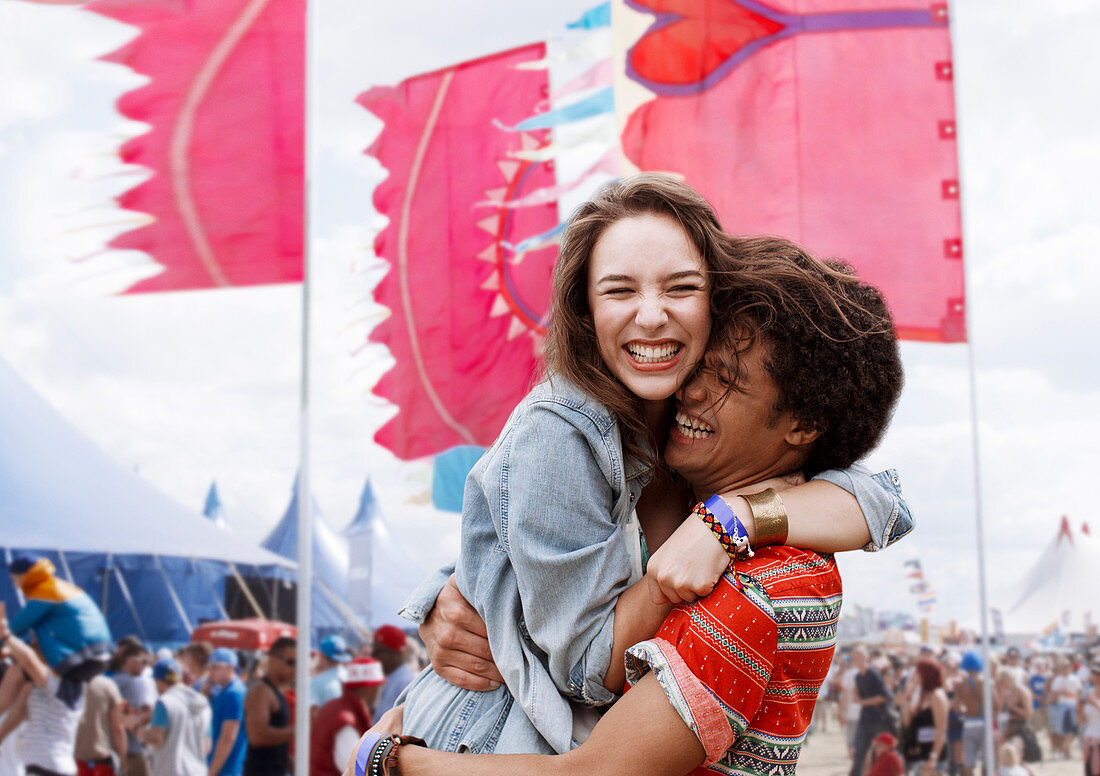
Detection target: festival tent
<box><xmin>203</xmin><ymin>481</ymin><xmax>229</xmax><ymax>529</ymax></box>
<box><xmin>260</xmin><ymin>475</ymin><xmax>368</xmax><ymax>642</ymax></box>
<box><xmin>345</xmin><ymin>478</ymin><xmax>429</xmax><ymax>629</ymax></box>
<box><xmin>998</xmin><ymin>516</ymin><xmax>1100</xmax><ymax>634</ymax></box>
<box><xmin>0</xmin><ymin>356</ymin><xmax>294</xmax><ymax>647</ymax></box>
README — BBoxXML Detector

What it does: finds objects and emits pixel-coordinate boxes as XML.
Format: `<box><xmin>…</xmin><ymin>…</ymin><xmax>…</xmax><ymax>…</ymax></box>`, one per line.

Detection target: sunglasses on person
<box><xmin>273</xmin><ymin>654</ymin><xmax>296</xmax><ymax>666</ymax></box>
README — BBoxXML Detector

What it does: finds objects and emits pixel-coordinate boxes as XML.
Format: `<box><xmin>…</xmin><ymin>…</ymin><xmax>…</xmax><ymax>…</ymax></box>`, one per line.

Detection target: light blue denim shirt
<box><xmin>398</xmin><ymin>379</ymin><xmax>912</xmax><ymax>755</ymax></box>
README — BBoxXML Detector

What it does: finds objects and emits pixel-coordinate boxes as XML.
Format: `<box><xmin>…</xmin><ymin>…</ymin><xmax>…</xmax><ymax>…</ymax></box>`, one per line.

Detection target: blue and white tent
<box><xmin>345</xmin><ymin>478</ymin><xmax>428</xmax><ymax>629</ymax></box>
<box><xmin>0</xmin><ymin>356</ymin><xmax>293</xmax><ymax>648</ymax></box>
<box><xmin>261</xmin><ymin>475</ymin><xmax>367</xmax><ymax>642</ymax></box>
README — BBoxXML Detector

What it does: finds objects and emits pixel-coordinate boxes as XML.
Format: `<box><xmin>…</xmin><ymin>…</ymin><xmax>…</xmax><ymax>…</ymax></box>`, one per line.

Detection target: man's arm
<box><xmin>141</xmin><ymin>699</ymin><xmax>168</xmax><ymax>749</ymax></box>
<box><xmin>0</xmin><ymin>682</ymin><xmax>30</xmax><ymax>746</ymax></box>
<box><xmin>108</xmin><ymin>702</ymin><xmax>129</xmax><ymax>774</ymax></box>
<box><xmin>207</xmin><ymin>719</ymin><xmax>240</xmax><ymax>776</ymax></box>
<box><xmin>244</xmin><ymin>683</ymin><xmax>293</xmax><ymax>746</ymax></box>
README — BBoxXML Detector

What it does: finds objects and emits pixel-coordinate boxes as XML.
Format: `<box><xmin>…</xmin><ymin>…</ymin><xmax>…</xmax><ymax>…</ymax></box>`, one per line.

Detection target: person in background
<box><xmin>0</xmin><ymin>657</ymin><xmax>24</xmax><ymax>776</ymax></box>
<box><xmin>370</xmin><ymin>627</ymin><xmax>411</xmax><ymax>719</ymax></box>
<box><xmin>839</xmin><ymin>652</ymin><xmax>863</xmax><ymax>759</ymax></box>
<box><xmin>864</xmin><ymin>732</ymin><xmax>905</xmax><ymax>776</ymax></box>
<box><xmin>0</xmin><ymin>603</ymin><xmax>85</xmax><ymax>776</ymax></box>
<box><xmin>1080</xmin><ymin>662</ymin><xmax>1100</xmax><ymax>776</ymax></box>
<box><xmin>311</xmin><ymin>636</ymin><xmax>353</xmax><ymax>716</ymax></box>
<box><xmin>1002</xmin><ymin>648</ymin><xmax>1027</xmax><ymax>685</ymax></box>
<box><xmin>851</xmin><ymin>647</ymin><xmax>894</xmax><ymax>776</ymax></box>
<box><xmin>243</xmin><ymin>638</ymin><xmax>295</xmax><ymax>776</ymax></box>
<box><xmin>112</xmin><ymin>643</ymin><xmax>157</xmax><ymax>776</ymax></box>
<box><xmin>142</xmin><ymin>659</ymin><xmax>210</xmax><ymax>776</ymax></box>
<box><xmin>0</xmin><ymin>556</ymin><xmax>112</xmax><ymax>714</ymax></box>
<box><xmin>1048</xmin><ymin>658</ymin><xmax>1082</xmax><ymax>759</ymax></box>
<box><xmin>902</xmin><ymin>659</ymin><xmax>949</xmax><ymax>775</ymax></box>
<box><xmin>74</xmin><ymin>673</ymin><xmax>128</xmax><ymax>776</ymax></box>
<box><xmin>954</xmin><ymin>651</ymin><xmax>986</xmax><ymax>776</ymax></box>
<box><xmin>310</xmin><ymin>658</ymin><xmax>385</xmax><ymax>776</ymax></box>
<box><xmin>177</xmin><ymin>644</ymin><xmax>214</xmax><ymax>695</ymax></box>
<box><xmin>1026</xmin><ymin>655</ymin><xmax>1049</xmax><ymax>737</ymax></box>
<box><xmin>206</xmin><ymin>649</ymin><xmax>247</xmax><ymax>776</ymax></box>
<box><xmin>997</xmin><ymin>740</ymin><xmax>1036</xmax><ymax>776</ymax></box>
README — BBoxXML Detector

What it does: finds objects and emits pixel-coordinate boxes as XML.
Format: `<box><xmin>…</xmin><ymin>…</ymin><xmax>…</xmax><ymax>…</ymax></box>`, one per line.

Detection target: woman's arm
<box><xmin>645</xmin><ymin>471</ymin><xmax>909</xmax><ymax>604</ymax></box>
<box><xmin>927</xmin><ymin>689</ymin><xmax>950</xmax><ymax>769</ymax></box>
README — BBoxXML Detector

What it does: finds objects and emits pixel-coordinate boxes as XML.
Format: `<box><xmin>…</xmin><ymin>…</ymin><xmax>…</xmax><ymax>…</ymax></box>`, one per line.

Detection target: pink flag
<box><xmin>359</xmin><ymin>45</ymin><xmax>560</xmax><ymax>460</ymax></box>
<box><xmin>621</xmin><ymin>0</ymin><xmax>965</xmax><ymax>342</ymax></box>
<box><xmin>88</xmin><ymin>0</ymin><xmax>305</xmax><ymax>292</ymax></box>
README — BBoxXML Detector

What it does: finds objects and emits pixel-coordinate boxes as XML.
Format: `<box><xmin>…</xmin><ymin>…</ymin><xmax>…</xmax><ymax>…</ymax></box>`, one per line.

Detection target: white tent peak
<box><xmin>1001</xmin><ymin>515</ymin><xmax>1100</xmax><ymax>634</ymax></box>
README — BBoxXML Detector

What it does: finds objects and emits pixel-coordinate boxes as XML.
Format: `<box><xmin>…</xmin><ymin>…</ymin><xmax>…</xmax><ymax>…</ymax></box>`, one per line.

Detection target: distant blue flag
<box><xmin>499</xmin><ymin>87</ymin><xmax>613</xmax><ymax>132</ymax></box>
<box><xmin>432</xmin><ymin>446</ymin><xmax>486</xmax><ymax>513</ymax></box>
<box><xmin>567</xmin><ymin>3</ymin><xmax>611</xmax><ymax>29</ymax></box>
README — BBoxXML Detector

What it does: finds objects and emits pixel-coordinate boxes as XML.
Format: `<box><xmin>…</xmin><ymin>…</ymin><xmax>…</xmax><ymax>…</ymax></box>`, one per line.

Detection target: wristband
<box><xmin>744</xmin><ymin>488</ymin><xmax>788</xmax><ymax>546</ymax></box>
<box><xmin>694</xmin><ymin>495</ymin><xmax>753</xmax><ymax>561</ymax></box>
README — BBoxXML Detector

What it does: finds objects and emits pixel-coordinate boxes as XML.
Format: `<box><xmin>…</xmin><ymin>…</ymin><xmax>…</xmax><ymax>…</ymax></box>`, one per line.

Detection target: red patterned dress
<box><xmin>625</xmin><ymin>547</ymin><xmax>842</xmax><ymax>776</ymax></box>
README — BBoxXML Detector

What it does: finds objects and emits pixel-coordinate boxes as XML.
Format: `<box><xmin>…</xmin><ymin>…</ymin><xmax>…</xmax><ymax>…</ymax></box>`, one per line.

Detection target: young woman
<box><xmin>394</xmin><ymin>175</ymin><xmax>912</xmax><ymax>756</ymax></box>
<box><xmin>902</xmin><ymin>660</ymin><xmax>950</xmax><ymax>775</ymax></box>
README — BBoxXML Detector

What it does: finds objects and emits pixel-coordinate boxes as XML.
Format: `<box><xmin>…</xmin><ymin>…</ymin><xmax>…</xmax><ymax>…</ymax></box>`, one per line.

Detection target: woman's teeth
<box><xmin>626</xmin><ymin>343</ymin><xmax>680</xmax><ymax>363</ymax></box>
<box><xmin>675</xmin><ymin>411</ymin><xmax>714</xmax><ymax>439</ymax></box>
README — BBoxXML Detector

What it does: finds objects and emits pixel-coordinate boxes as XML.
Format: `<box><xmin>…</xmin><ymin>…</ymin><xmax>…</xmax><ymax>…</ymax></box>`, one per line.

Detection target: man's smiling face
<box><xmin>665</xmin><ymin>339</ymin><xmax>813</xmax><ymax>497</ymax></box>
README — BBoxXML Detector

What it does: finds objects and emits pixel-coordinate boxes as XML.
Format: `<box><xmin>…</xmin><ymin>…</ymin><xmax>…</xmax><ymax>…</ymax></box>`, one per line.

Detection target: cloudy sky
<box><xmin>1</xmin><ymin>0</ymin><xmax>1097</xmax><ymax>633</ymax></box>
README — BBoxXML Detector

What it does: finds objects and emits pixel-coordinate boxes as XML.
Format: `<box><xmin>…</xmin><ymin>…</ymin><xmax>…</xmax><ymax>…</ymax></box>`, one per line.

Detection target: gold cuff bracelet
<box><xmin>744</xmin><ymin>488</ymin><xmax>788</xmax><ymax>546</ymax></box>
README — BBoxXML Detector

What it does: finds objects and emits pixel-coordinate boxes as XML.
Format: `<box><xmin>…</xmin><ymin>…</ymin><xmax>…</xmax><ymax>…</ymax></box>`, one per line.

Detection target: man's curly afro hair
<box><xmin>709</xmin><ymin>236</ymin><xmax>905</xmax><ymax>477</ymax></box>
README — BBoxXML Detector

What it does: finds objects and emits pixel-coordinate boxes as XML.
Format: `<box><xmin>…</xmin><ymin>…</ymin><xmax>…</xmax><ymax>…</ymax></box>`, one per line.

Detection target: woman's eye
<box><xmin>669</xmin><ymin>284</ymin><xmax>703</xmax><ymax>294</ymax></box>
<box><xmin>605</xmin><ymin>287</ymin><xmax>633</xmax><ymax>296</ymax></box>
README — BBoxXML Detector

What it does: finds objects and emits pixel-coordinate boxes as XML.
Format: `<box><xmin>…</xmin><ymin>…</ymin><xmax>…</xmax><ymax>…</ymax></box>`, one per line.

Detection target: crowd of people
<box><xmin>0</xmin><ymin>552</ymin><xmax>418</xmax><ymax>776</ymax></box>
<box><xmin>812</xmin><ymin>641</ymin><xmax>1100</xmax><ymax>776</ymax></box>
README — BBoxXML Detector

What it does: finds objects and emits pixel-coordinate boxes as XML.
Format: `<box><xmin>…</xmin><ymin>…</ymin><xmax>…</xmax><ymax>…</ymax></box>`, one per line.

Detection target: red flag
<box><xmin>88</xmin><ymin>0</ymin><xmax>305</xmax><ymax>292</ymax></box>
<box><xmin>620</xmin><ymin>0</ymin><xmax>965</xmax><ymax>342</ymax></box>
<box><xmin>359</xmin><ymin>45</ymin><xmax>560</xmax><ymax>460</ymax></box>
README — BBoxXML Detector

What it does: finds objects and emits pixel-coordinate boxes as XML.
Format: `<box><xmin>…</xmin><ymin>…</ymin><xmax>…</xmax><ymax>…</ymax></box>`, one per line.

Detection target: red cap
<box><xmin>373</xmin><ymin>624</ymin><xmax>407</xmax><ymax>652</ymax></box>
<box><xmin>874</xmin><ymin>733</ymin><xmax>897</xmax><ymax>748</ymax></box>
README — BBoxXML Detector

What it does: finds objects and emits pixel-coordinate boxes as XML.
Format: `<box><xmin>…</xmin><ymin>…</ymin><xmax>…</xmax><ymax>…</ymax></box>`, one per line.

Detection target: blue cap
<box><xmin>320</xmin><ymin>634</ymin><xmax>353</xmax><ymax>663</ymax></box>
<box><xmin>8</xmin><ymin>553</ymin><xmax>40</xmax><ymax>575</ymax></box>
<box><xmin>209</xmin><ymin>647</ymin><xmax>238</xmax><ymax>668</ymax></box>
<box><xmin>152</xmin><ymin>658</ymin><xmax>181</xmax><ymax>682</ymax></box>
<box><xmin>960</xmin><ymin>650</ymin><xmax>983</xmax><ymax>673</ymax></box>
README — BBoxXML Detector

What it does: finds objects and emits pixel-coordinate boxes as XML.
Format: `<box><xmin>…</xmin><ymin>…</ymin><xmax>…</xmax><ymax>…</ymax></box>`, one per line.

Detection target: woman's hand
<box><xmin>419</xmin><ymin>575</ymin><xmax>503</xmax><ymax>691</ymax></box>
<box><xmin>644</xmin><ymin>515</ymin><xmax>730</xmax><ymax>605</ymax></box>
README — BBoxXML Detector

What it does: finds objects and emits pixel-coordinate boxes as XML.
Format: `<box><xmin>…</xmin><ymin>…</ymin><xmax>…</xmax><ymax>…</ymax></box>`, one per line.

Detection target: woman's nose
<box><xmin>634</xmin><ymin>294</ymin><xmax>668</xmax><ymax>330</ymax></box>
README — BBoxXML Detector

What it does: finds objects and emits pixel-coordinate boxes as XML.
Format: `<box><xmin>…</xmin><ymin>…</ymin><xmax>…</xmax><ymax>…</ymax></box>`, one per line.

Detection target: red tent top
<box><xmin>191</xmin><ymin>618</ymin><xmax>297</xmax><ymax>651</ymax></box>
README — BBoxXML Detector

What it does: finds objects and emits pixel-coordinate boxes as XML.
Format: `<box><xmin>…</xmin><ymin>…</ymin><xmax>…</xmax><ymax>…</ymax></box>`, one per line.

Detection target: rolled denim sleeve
<box><xmin>489</xmin><ymin>404</ymin><xmax>630</xmax><ymax>707</ymax></box>
<box><xmin>398</xmin><ymin>562</ymin><xmax>456</xmax><ymax>625</ymax></box>
<box><xmin>812</xmin><ymin>465</ymin><xmax>913</xmax><ymax>551</ymax></box>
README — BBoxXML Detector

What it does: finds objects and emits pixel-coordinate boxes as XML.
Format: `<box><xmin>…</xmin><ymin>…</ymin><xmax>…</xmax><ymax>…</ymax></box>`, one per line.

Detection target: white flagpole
<box><xmin>947</xmin><ymin>1</ymin><xmax>997</xmax><ymax>770</ymax></box>
<box><xmin>295</xmin><ymin>0</ymin><xmax>319</xmax><ymax>771</ymax></box>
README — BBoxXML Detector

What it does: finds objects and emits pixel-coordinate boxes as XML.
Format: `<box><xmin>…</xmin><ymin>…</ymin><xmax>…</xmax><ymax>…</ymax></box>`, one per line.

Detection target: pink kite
<box><xmin>359</xmin><ymin>45</ymin><xmax>560</xmax><ymax>460</ymax></box>
<box><xmin>88</xmin><ymin>0</ymin><xmax>305</xmax><ymax>292</ymax></box>
<box><xmin>622</xmin><ymin>0</ymin><xmax>965</xmax><ymax>341</ymax></box>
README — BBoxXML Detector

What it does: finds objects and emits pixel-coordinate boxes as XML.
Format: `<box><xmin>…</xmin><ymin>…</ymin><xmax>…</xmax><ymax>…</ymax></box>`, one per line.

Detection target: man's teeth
<box><xmin>675</xmin><ymin>411</ymin><xmax>714</xmax><ymax>439</ymax></box>
<box><xmin>626</xmin><ymin>343</ymin><xmax>680</xmax><ymax>363</ymax></box>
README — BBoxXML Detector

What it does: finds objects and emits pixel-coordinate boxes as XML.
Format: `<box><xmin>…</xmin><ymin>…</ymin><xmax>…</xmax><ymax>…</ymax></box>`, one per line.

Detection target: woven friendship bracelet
<box><xmin>694</xmin><ymin>495</ymin><xmax>754</xmax><ymax>562</ymax></box>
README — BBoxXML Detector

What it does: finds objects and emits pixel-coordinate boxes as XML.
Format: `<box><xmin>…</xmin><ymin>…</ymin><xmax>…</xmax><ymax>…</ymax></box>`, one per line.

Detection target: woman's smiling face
<box><xmin>587</xmin><ymin>213</ymin><xmax>711</xmax><ymax>403</ymax></box>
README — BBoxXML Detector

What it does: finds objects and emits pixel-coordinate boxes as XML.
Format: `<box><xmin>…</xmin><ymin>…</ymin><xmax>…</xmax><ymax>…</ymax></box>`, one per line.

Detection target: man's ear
<box><xmin>784</xmin><ymin>417</ymin><xmax>822</xmax><ymax>448</ymax></box>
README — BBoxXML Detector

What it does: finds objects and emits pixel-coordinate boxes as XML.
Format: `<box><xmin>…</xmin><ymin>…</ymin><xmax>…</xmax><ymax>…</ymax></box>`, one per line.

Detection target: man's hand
<box><xmin>644</xmin><ymin>516</ymin><xmax>729</xmax><ymax>605</ymax></box>
<box><xmin>419</xmin><ymin>576</ymin><xmax>502</xmax><ymax>691</ymax></box>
